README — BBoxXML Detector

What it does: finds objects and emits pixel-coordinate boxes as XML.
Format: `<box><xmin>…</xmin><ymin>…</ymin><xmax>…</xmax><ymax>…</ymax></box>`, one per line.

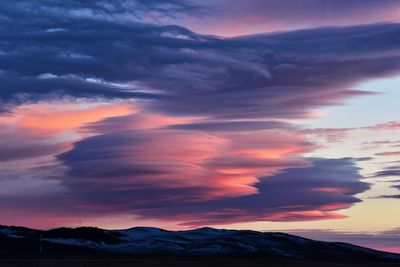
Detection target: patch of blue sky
<box><xmin>308</xmin><ymin>76</ymin><xmax>400</xmax><ymax>129</ymax></box>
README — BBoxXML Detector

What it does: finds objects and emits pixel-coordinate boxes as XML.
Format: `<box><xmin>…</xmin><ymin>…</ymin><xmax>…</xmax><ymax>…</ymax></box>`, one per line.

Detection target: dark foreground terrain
<box><xmin>1</xmin><ymin>258</ymin><xmax>400</xmax><ymax>267</ymax></box>
<box><xmin>0</xmin><ymin>225</ymin><xmax>399</xmax><ymax>266</ymax></box>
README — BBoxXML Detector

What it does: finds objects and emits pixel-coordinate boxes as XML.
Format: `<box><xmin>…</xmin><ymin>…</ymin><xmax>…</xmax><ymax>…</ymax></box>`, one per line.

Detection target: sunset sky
<box><xmin>0</xmin><ymin>0</ymin><xmax>399</xmax><ymax>253</ymax></box>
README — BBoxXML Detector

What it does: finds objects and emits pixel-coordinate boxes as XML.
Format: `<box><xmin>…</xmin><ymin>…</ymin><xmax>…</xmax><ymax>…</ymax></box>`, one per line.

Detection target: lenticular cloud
<box><xmin>0</xmin><ymin>0</ymin><xmax>397</xmax><ymax>227</ymax></box>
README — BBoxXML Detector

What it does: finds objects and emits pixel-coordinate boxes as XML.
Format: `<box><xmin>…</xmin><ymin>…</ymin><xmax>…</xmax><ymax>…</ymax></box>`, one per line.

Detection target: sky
<box><xmin>0</xmin><ymin>0</ymin><xmax>399</xmax><ymax>253</ymax></box>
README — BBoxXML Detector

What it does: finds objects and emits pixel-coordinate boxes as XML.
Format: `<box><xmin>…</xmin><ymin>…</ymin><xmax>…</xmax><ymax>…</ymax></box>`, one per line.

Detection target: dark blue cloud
<box><xmin>1</xmin><ymin>0</ymin><xmax>400</xmax><ymax>119</ymax></box>
<box><xmin>0</xmin><ymin>0</ymin><xmax>200</xmax><ymax>31</ymax></box>
<box><xmin>374</xmin><ymin>167</ymin><xmax>400</xmax><ymax>177</ymax></box>
<box><xmin>371</xmin><ymin>166</ymin><xmax>400</xmax><ymax>199</ymax></box>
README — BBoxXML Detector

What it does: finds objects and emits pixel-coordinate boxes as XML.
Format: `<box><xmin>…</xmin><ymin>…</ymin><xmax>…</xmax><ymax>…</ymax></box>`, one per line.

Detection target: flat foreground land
<box><xmin>0</xmin><ymin>259</ymin><xmax>399</xmax><ymax>267</ymax></box>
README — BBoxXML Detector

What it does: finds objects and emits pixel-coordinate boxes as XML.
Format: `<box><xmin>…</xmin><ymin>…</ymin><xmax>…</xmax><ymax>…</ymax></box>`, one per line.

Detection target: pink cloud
<box><xmin>182</xmin><ymin>0</ymin><xmax>400</xmax><ymax>37</ymax></box>
<box><xmin>0</xmin><ymin>99</ymin><xmax>370</xmax><ymax>229</ymax></box>
<box><xmin>60</xmin><ymin>112</ymin><xmax>314</xmax><ymax>202</ymax></box>
<box><xmin>375</xmin><ymin>151</ymin><xmax>400</xmax><ymax>156</ymax></box>
<box><xmin>368</xmin><ymin>121</ymin><xmax>400</xmax><ymax>131</ymax></box>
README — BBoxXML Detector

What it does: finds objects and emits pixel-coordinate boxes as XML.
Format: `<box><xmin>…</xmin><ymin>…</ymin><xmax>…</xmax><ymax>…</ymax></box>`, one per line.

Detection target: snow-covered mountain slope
<box><xmin>0</xmin><ymin>225</ymin><xmax>399</xmax><ymax>262</ymax></box>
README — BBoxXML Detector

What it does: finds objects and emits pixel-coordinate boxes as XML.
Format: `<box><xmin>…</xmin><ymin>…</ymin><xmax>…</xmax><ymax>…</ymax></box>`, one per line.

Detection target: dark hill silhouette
<box><xmin>0</xmin><ymin>225</ymin><xmax>399</xmax><ymax>265</ymax></box>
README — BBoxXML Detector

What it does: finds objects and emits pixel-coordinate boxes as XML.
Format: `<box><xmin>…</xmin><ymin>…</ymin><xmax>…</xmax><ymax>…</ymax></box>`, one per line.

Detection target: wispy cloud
<box><xmin>281</xmin><ymin>228</ymin><xmax>400</xmax><ymax>253</ymax></box>
<box><xmin>375</xmin><ymin>151</ymin><xmax>400</xmax><ymax>157</ymax></box>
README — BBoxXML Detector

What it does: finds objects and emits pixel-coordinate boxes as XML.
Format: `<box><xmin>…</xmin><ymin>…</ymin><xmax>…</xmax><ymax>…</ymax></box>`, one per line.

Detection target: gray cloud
<box><xmin>167</xmin><ymin>120</ymin><xmax>293</xmax><ymax>132</ymax></box>
<box><xmin>0</xmin><ymin>128</ymin><xmax>63</xmax><ymax>162</ymax></box>
<box><xmin>371</xmin><ymin>167</ymin><xmax>400</xmax><ymax>199</ymax></box>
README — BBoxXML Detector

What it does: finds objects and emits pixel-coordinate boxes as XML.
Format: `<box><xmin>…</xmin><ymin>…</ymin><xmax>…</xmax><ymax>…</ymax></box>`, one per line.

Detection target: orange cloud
<box><xmin>0</xmin><ymin>101</ymin><xmax>136</xmax><ymax>165</ymax></box>
<box><xmin>16</xmin><ymin>102</ymin><xmax>134</xmax><ymax>134</ymax></box>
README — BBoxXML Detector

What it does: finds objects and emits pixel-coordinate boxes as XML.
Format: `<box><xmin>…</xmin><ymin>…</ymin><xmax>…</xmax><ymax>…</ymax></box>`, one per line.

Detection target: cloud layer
<box><xmin>183</xmin><ymin>0</ymin><xmax>400</xmax><ymax>36</ymax></box>
<box><xmin>0</xmin><ymin>0</ymin><xmax>398</xmax><ymax>228</ymax></box>
<box><xmin>1</xmin><ymin>0</ymin><xmax>400</xmax><ymax>118</ymax></box>
<box><xmin>284</xmin><ymin>228</ymin><xmax>400</xmax><ymax>253</ymax></box>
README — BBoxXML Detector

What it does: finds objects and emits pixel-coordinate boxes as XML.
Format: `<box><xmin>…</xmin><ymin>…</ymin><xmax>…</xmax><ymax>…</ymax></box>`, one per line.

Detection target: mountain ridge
<box><xmin>0</xmin><ymin>225</ymin><xmax>399</xmax><ymax>263</ymax></box>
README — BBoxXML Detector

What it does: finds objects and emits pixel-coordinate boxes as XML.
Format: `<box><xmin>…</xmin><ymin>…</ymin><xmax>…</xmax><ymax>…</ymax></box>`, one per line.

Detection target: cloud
<box><xmin>373</xmin><ymin>173</ymin><xmax>400</xmax><ymax>199</ymax></box>
<box><xmin>361</xmin><ymin>140</ymin><xmax>400</xmax><ymax>150</ymax></box>
<box><xmin>182</xmin><ymin>0</ymin><xmax>400</xmax><ymax>36</ymax></box>
<box><xmin>56</xmin><ymin>119</ymin><xmax>369</xmax><ymax>226</ymax></box>
<box><xmin>374</xmin><ymin>167</ymin><xmax>400</xmax><ymax>177</ymax></box>
<box><xmin>0</xmin><ymin>163</ymin><xmax>74</xmax><ymax>230</ymax></box>
<box><xmin>13</xmin><ymin>102</ymin><xmax>133</xmax><ymax>134</ymax></box>
<box><xmin>376</xmin><ymin>195</ymin><xmax>400</xmax><ymax>199</ymax></box>
<box><xmin>0</xmin><ymin>101</ymin><xmax>134</xmax><ymax>163</ymax></box>
<box><xmin>0</xmin><ymin>128</ymin><xmax>63</xmax><ymax>163</ymax></box>
<box><xmin>375</xmin><ymin>151</ymin><xmax>400</xmax><ymax>157</ymax></box>
<box><xmin>129</xmin><ymin>158</ymin><xmax>369</xmax><ymax>226</ymax></box>
<box><xmin>44</xmin><ymin>109</ymin><xmax>369</xmax><ymax>226</ymax></box>
<box><xmin>167</xmin><ymin>120</ymin><xmax>293</xmax><ymax>132</ymax></box>
<box><xmin>0</xmin><ymin>1</ymin><xmax>395</xmax><ymax>228</ymax></box>
<box><xmin>1</xmin><ymin>1</ymin><xmax>400</xmax><ymax>120</ymax></box>
<box><xmin>57</xmin><ymin>112</ymin><xmax>314</xmax><ymax>205</ymax></box>
<box><xmin>301</xmin><ymin>128</ymin><xmax>353</xmax><ymax>142</ymax></box>
<box><xmin>0</xmin><ymin>0</ymin><xmax>200</xmax><ymax>29</ymax></box>
<box><xmin>0</xmin><ymin>101</ymin><xmax>141</xmax><ymax>227</ymax></box>
<box><xmin>282</xmin><ymin>228</ymin><xmax>400</xmax><ymax>253</ymax></box>
<box><xmin>368</xmin><ymin>121</ymin><xmax>400</xmax><ymax>131</ymax></box>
